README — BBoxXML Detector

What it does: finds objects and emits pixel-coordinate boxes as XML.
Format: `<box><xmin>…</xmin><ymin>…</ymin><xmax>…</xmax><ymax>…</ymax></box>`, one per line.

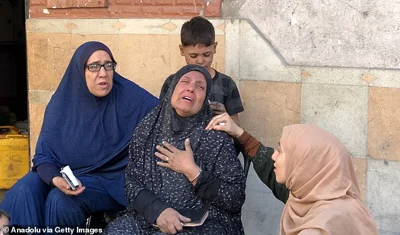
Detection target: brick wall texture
<box><xmin>29</xmin><ymin>0</ymin><xmax>222</xmax><ymax>18</ymax></box>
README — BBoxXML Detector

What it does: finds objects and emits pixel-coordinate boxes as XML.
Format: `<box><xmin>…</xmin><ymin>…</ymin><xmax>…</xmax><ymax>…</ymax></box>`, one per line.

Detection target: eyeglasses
<box><xmin>86</xmin><ymin>62</ymin><xmax>116</xmax><ymax>72</ymax></box>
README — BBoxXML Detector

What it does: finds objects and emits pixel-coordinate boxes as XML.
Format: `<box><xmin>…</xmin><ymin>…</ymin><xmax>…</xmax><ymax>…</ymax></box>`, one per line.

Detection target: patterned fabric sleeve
<box><xmin>194</xmin><ymin>134</ymin><xmax>246</xmax><ymax>213</ymax></box>
<box><xmin>125</xmin><ymin>140</ymin><xmax>169</xmax><ymax>224</ymax></box>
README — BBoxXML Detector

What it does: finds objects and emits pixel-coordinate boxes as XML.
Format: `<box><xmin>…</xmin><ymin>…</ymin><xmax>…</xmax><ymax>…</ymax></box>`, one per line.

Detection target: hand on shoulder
<box><xmin>205</xmin><ymin>113</ymin><xmax>244</xmax><ymax>138</ymax></box>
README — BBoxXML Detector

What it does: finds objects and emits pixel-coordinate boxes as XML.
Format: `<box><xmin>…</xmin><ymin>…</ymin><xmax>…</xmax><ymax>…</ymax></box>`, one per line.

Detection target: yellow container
<box><xmin>0</xmin><ymin>126</ymin><xmax>29</xmax><ymax>189</ymax></box>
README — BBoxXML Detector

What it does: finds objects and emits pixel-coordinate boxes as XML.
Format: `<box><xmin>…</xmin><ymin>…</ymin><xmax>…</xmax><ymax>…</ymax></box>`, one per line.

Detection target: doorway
<box><xmin>0</xmin><ymin>0</ymin><xmax>28</xmax><ymax>127</ymax></box>
<box><xmin>0</xmin><ymin>0</ymin><xmax>27</xmax><ymax>200</ymax></box>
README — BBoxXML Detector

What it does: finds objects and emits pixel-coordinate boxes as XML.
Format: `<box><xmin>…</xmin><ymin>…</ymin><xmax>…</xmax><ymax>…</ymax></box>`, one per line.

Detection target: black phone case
<box><xmin>177</xmin><ymin>208</ymin><xmax>208</xmax><ymax>223</ymax></box>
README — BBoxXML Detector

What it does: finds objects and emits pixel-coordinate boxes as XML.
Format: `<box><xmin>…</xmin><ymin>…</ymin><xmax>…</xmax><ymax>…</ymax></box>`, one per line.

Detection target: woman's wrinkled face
<box><xmin>171</xmin><ymin>71</ymin><xmax>207</xmax><ymax>117</ymax></box>
<box><xmin>85</xmin><ymin>50</ymin><xmax>114</xmax><ymax>97</ymax></box>
<box><xmin>271</xmin><ymin>142</ymin><xmax>287</xmax><ymax>184</ymax></box>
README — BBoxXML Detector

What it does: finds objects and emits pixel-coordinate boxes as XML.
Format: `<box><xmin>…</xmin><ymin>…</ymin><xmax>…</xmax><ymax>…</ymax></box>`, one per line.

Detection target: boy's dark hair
<box><xmin>181</xmin><ymin>16</ymin><xmax>215</xmax><ymax>47</ymax></box>
<box><xmin>0</xmin><ymin>210</ymin><xmax>10</xmax><ymax>220</ymax></box>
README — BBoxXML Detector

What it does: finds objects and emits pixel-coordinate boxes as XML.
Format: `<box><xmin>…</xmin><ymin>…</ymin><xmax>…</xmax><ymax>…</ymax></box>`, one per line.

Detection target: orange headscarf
<box><xmin>279</xmin><ymin>124</ymin><xmax>378</xmax><ymax>235</ymax></box>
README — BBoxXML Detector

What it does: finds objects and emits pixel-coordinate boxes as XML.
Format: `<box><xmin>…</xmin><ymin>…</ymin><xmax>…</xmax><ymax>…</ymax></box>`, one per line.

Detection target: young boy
<box><xmin>0</xmin><ymin>210</ymin><xmax>9</xmax><ymax>235</ymax></box>
<box><xmin>159</xmin><ymin>16</ymin><xmax>244</xmax><ymax>126</ymax></box>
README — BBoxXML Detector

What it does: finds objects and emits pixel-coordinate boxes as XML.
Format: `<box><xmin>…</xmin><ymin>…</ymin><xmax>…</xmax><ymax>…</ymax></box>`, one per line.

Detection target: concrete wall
<box><xmin>222</xmin><ymin>1</ymin><xmax>400</xmax><ymax>234</ymax></box>
<box><xmin>223</xmin><ymin>0</ymin><xmax>400</xmax><ymax>69</ymax></box>
<box><xmin>27</xmin><ymin>17</ymin><xmax>400</xmax><ymax>235</ymax></box>
<box><xmin>225</xmin><ymin>19</ymin><xmax>400</xmax><ymax>235</ymax></box>
<box><xmin>27</xmin><ymin>18</ymin><xmax>226</xmax><ymax>156</ymax></box>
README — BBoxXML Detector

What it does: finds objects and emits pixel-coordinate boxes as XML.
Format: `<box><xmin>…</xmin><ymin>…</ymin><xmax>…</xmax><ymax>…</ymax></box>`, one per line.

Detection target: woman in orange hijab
<box><xmin>274</xmin><ymin>124</ymin><xmax>378</xmax><ymax>235</ymax></box>
<box><xmin>207</xmin><ymin>114</ymin><xmax>378</xmax><ymax>235</ymax></box>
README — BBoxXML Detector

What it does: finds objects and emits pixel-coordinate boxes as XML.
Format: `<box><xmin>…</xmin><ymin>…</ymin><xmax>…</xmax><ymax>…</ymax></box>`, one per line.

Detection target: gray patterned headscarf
<box><xmin>158</xmin><ymin>64</ymin><xmax>212</xmax><ymax>147</ymax></box>
<box><xmin>128</xmin><ymin>64</ymin><xmax>212</xmax><ymax>193</ymax></box>
<box><xmin>125</xmin><ymin>64</ymin><xmax>245</xmax><ymax>235</ymax></box>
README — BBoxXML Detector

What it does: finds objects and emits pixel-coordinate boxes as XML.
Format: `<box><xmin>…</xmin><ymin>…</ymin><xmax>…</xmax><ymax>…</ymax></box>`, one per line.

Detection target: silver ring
<box><xmin>165</xmin><ymin>157</ymin><xmax>169</xmax><ymax>162</ymax></box>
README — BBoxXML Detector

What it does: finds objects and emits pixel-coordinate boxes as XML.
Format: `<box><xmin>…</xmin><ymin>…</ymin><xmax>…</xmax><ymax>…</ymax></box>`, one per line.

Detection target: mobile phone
<box><xmin>60</xmin><ymin>165</ymin><xmax>79</xmax><ymax>190</ymax></box>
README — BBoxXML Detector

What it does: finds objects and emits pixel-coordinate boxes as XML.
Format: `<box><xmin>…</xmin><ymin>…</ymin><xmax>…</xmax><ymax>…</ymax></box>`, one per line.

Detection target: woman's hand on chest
<box><xmin>155</xmin><ymin>138</ymin><xmax>201</xmax><ymax>183</ymax></box>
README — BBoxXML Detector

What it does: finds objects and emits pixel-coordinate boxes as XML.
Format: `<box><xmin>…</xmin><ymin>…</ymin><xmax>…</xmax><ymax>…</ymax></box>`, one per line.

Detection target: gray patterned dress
<box><xmin>103</xmin><ymin>65</ymin><xmax>246</xmax><ymax>235</ymax></box>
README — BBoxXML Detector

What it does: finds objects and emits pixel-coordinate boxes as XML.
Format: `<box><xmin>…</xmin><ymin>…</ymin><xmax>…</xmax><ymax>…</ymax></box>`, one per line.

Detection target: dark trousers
<box><xmin>0</xmin><ymin>171</ymin><xmax>123</xmax><ymax>234</ymax></box>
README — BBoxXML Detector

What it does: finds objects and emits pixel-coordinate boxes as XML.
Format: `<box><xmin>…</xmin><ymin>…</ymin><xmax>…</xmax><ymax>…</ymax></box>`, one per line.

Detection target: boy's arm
<box><xmin>209</xmin><ymin>102</ymin><xmax>241</xmax><ymax>126</ymax></box>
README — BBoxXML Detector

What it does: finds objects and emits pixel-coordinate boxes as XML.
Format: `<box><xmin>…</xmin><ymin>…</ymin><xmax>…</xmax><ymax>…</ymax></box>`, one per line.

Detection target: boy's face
<box><xmin>0</xmin><ymin>216</ymin><xmax>9</xmax><ymax>235</ymax></box>
<box><xmin>179</xmin><ymin>43</ymin><xmax>217</xmax><ymax>73</ymax></box>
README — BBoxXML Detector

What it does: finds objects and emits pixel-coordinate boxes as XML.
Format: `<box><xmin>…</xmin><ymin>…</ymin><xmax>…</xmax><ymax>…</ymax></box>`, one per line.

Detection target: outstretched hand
<box><xmin>205</xmin><ymin>113</ymin><xmax>244</xmax><ymax>138</ymax></box>
<box><xmin>155</xmin><ymin>139</ymin><xmax>199</xmax><ymax>178</ymax></box>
